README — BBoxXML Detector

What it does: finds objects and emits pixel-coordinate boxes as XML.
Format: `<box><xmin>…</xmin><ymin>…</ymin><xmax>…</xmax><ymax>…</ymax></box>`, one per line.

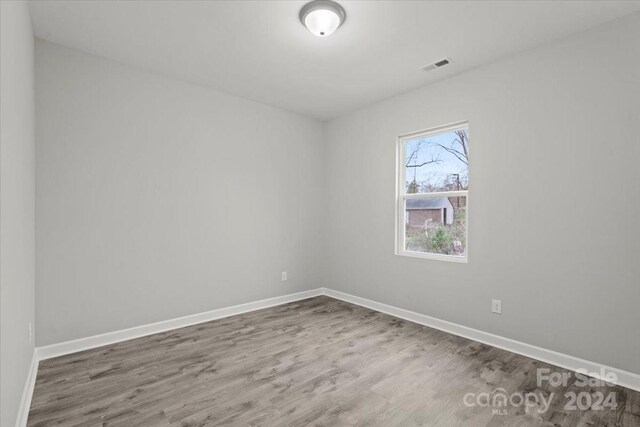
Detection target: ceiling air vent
<box><xmin>422</xmin><ymin>58</ymin><xmax>450</xmax><ymax>72</ymax></box>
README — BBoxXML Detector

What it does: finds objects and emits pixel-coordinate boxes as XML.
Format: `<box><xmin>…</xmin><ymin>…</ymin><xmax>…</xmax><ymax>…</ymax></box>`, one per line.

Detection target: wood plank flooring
<box><xmin>28</xmin><ymin>296</ymin><xmax>640</xmax><ymax>426</ymax></box>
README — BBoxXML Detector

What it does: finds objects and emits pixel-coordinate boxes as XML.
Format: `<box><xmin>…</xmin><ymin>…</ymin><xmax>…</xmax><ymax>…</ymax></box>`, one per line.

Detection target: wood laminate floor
<box><xmin>28</xmin><ymin>296</ymin><xmax>640</xmax><ymax>426</ymax></box>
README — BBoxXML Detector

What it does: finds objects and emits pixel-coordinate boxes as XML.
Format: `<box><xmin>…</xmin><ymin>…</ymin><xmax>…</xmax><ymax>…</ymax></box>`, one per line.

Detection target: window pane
<box><xmin>404</xmin><ymin>128</ymin><xmax>468</xmax><ymax>194</ymax></box>
<box><xmin>405</xmin><ymin>196</ymin><xmax>467</xmax><ymax>256</ymax></box>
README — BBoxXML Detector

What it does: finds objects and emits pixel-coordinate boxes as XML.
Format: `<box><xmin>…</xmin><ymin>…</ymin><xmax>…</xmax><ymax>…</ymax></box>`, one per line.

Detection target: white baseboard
<box><xmin>321</xmin><ymin>287</ymin><xmax>640</xmax><ymax>392</ymax></box>
<box><xmin>36</xmin><ymin>288</ymin><xmax>323</xmax><ymax>361</ymax></box>
<box><xmin>20</xmin><ymin>286</ymin><xmax>639</xmax><ymax>427</ymax></box>
<box><xmin>15</xmin><ymin>350</ymin><xmax>39</xmax><ymax>427</ymax></box>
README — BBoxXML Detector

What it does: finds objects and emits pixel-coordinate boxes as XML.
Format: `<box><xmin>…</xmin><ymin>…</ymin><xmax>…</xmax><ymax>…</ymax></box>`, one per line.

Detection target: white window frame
<box><xmin>395</xmin><ymin>121</ymin><xmax>469</xmax><ymax>263</ymax></box>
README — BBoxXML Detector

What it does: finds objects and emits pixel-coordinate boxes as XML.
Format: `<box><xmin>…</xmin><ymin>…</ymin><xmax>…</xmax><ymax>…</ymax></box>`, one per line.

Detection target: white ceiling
<box><xmin>28</xmin><ymin>1</ymin><xmax>640</xmax><ymax>121</ymax></box>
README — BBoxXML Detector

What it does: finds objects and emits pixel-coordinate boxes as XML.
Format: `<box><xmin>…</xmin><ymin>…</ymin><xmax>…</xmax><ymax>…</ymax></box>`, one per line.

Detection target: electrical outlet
<box><xmin>28</xmin><ymin>323</ymin><xmax>33</xmax><ymax>343</ymax></box>
<box><xmin>281</xmin><ymin>271</ymin><xmax>287</xmax><ymax>282</ymax></box>
<box><xmin>492</xmin><ymin>299</ymin><xmax>502</xmax><ymax>315</ymax></box>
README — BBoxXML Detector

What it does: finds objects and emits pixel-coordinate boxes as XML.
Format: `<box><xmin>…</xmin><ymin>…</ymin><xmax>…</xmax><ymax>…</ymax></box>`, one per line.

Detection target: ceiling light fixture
<box><xmin>299</xmin><ymin>0</ymin><xmax>346</xmax><ymax>37</ymax></box>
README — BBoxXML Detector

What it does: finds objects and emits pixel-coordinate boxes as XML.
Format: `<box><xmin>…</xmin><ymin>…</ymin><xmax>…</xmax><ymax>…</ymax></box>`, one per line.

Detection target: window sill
<box><xmin>396</xmin><ymin>249</ymin><xmax>468</xmax><ymax>263</ymax></box>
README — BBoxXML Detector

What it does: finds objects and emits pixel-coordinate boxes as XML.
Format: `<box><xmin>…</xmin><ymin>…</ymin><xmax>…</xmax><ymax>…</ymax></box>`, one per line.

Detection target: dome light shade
<box><xmin>300</xmin><ymin>0</ymin><xmax>346</xmax><ymax>37</ymax></box>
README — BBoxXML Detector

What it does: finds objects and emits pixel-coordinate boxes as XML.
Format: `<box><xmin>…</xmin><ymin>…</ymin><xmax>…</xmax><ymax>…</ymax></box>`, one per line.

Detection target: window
<box><xmin>396</xmin><ymin>122</ymin><xmax>469</xmax><ymax>262</ymax></box>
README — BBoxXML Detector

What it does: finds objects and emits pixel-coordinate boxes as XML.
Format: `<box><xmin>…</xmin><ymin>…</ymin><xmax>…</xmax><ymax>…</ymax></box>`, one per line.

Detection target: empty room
<box><xmin>1</xmin><ymin>0</ymin><xmax>639</xmax><ymax>426</ymax></box>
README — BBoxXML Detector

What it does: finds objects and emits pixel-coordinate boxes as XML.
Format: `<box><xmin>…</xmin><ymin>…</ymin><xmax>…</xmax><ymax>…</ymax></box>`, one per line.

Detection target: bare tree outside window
<box><xmin>404</xmin><ymin>129</ymin><xmax>468</xmax><ymax>193</ymax></box>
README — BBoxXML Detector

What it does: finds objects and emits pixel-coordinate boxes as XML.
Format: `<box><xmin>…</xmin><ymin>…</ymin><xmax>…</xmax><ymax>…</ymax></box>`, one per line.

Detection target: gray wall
<box><xmin>324</xmin><ymin>14</ymin><xmax>640</xmax><ymax>374</ymax></box>
<box><xmin>0</xmin><ymin>1</ymin><xmax>36</xmax><ymax>426</ymax></box>
<box><xmin>35</xmin><ymin>41</ymin><xmax>325</xmax><ymax>346</ymax></box>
